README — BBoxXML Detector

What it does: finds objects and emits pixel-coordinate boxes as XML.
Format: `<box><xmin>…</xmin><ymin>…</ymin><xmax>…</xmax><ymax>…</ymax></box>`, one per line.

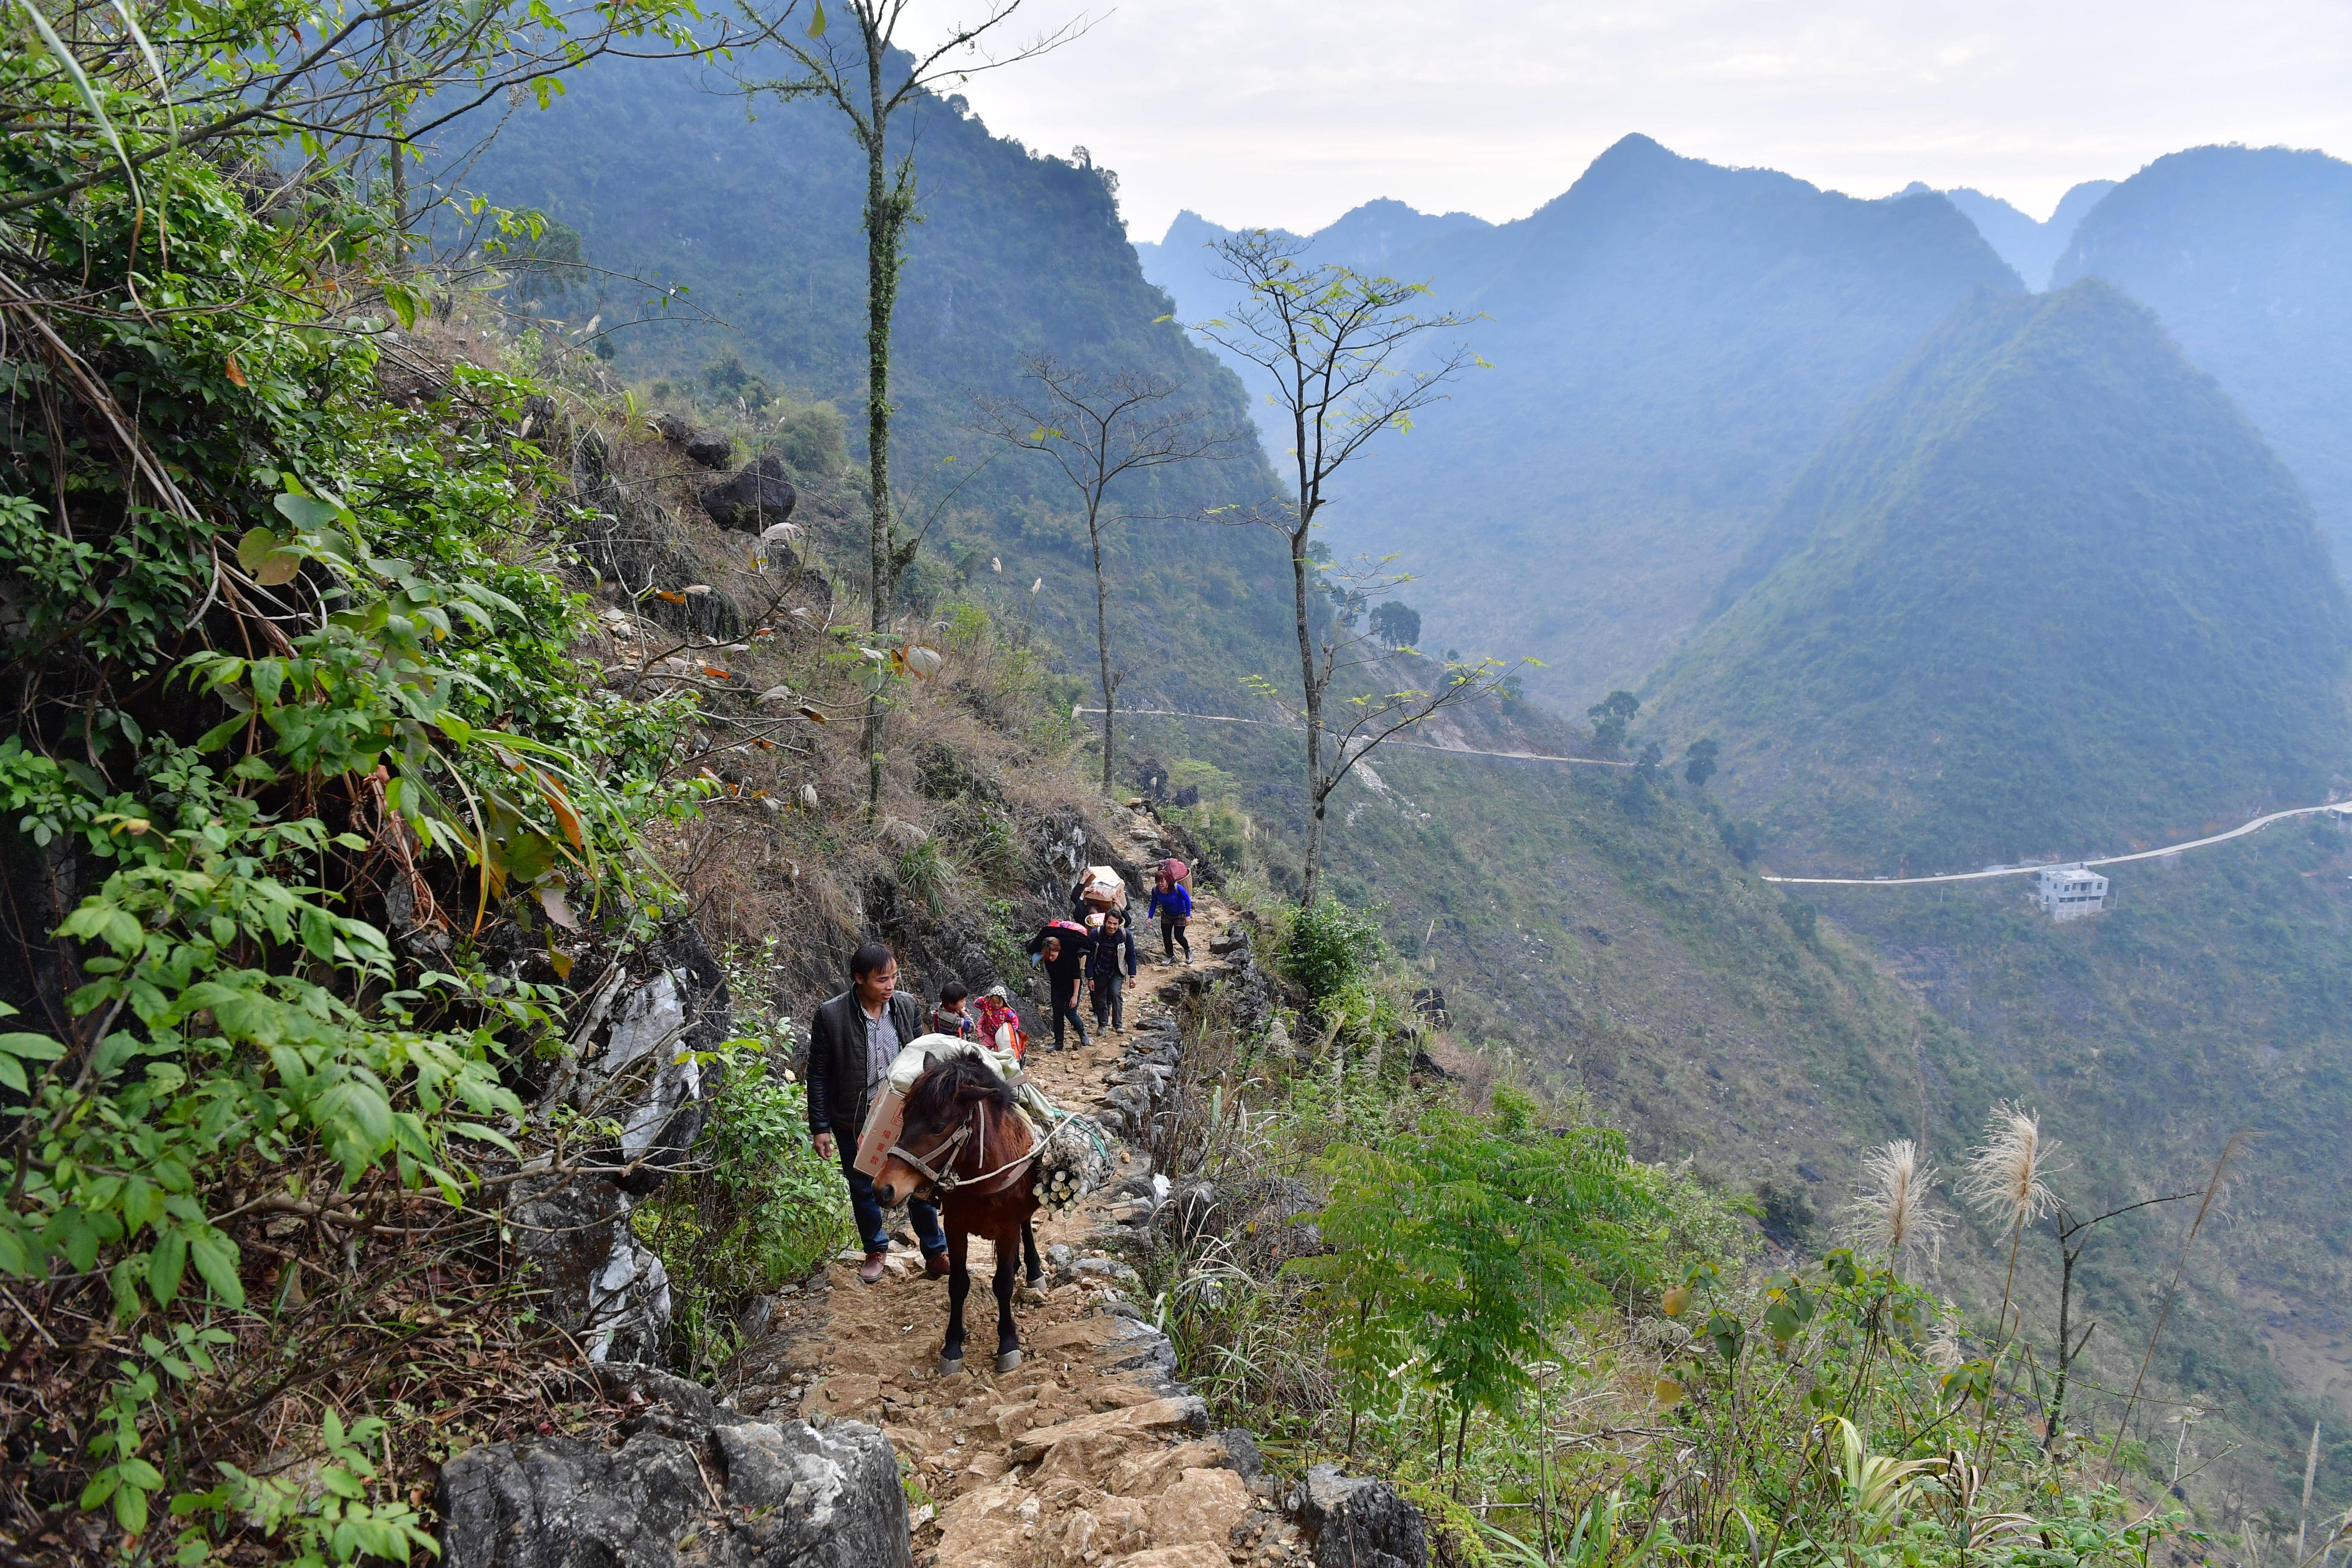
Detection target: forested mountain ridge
<box><xmin>2053</xmin><ymin>144</ymin><xmax>2352</xmax><ymax>574</ymax></box>
<box><xmin>450</xmin><ymin>46</ymin><xmax>1298</xmax><ymax>708</ymax></box>
<box><xmin>1137</xmin><ymin>133</ymin><xmax>2025</xmax><ymax>702</ymax></box>
<box><xmin>1644</xmin><ymin>279</ymin><xmax>2352</xmax><ymax>875</ymax></box>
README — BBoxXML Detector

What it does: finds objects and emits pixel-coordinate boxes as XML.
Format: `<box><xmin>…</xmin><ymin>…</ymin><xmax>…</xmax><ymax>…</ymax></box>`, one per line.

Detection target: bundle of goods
<box><xmin>1160</xmin><ymin>857</ymin><xmax>1189</xmax><ymax>886</ymax></box>
<box><xmin>1029</xmin><ymin>1102</ymin><xmax>1113</xmax><ymax>1217</ymax></box>
<box><xmin>1077</xmin><ymin>865</ymin><xmax>1128</xmax><ymax>911</ymax></box>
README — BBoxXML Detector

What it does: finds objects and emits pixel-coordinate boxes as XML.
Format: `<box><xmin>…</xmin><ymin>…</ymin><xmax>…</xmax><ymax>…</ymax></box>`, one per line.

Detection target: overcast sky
<box><xmin>939</xmin><ymin>0</ymin><xmax>2352</xmax><ymax>240</ymax></box>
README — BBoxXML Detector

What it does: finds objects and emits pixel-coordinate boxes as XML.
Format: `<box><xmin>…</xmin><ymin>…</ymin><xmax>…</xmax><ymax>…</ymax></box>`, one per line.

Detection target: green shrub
<box><xmin>1283</xmin><ymin>897</ymin><xmax>1388</xmax><ymax>1006</ymax></box>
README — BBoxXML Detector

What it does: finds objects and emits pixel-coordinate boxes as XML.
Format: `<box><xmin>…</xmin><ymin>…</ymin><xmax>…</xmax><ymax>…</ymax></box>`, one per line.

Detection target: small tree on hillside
<box><xmin>1202</xmin><ymin>229</ymin><xmax>1514</xmax><ymax>904</ymax></box>
<box><xmin>1683</xmin><ymin>737</ymin><xmax>1720</xmax><ymax>788</ymax></box>
<box><xmin>1369</xmin><ymin>599</ymin><xmax>1421</xmax><ymax>649</ymax></box>
<box><xmin>1588</xmin><ymin>689</ymin><xmax>1639</xmax><ymax>751</ymax></box>
<box><xmin>726</xmin><ymin>0</ymin><xmax>1082</xmax><ymax>811</ymax></box>
<box><xmin>973</xmin><ymin>357</ymin><xmax>1243</xmax><ymax>791</ymax></box>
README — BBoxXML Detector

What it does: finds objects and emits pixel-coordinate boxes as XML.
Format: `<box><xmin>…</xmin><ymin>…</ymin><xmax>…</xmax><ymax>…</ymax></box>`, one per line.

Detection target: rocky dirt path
<box><xmin>722</xmin><ymin>809</ymin><xmax>1307</xmax><ymax>1568</ymax></box>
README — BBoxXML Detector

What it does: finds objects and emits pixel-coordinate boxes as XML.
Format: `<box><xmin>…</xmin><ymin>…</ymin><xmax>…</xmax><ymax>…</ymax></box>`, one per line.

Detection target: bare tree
<box><xmin>722</xmin><ymin>0</ymin><xmax>1083</xmax><ymax>812</ymax></box>
<box><xmin>973</xmin><ymin>357</ymin><xmax>1243</xmax><ymax>792</ymax></box>
<box><xmin>1198</xmin><ymin>229</ymin><xmax>1508</xmax><ymax>904</ymax></box>
<box><xmin>1240</xmin><ymin>553</ymin><xmax>1514</xmax><ymax>902</ymax></box>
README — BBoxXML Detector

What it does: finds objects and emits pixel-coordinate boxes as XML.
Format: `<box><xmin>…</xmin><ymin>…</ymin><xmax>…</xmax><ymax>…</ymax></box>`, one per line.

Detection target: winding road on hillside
<box><xmin>1092</xmin><ymin>706</ymin><xmax>2352</xmax><ymax>888</ymax></box>
<box><xmin>1762</xmin><ymin>800</ymin><xmax>2352</xmax><ymax>886</ymax></box>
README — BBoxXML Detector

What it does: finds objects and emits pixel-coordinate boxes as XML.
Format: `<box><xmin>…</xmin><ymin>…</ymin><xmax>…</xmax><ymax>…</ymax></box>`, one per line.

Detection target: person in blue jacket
<box><xmin>1087</xmin><ymin>908</ymin><xmax>1139</xmax><ymax>1034</ymax></box>
<box><xmin>1148</xmin><ymin>865</ymin><xmax>1192</xmax><ymax>966</ymax></box>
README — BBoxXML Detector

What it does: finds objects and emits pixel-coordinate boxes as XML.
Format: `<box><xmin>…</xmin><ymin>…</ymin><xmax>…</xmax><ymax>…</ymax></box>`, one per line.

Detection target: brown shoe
<box><xmin>925</xmin><ymin>1251</ymin><xmax>952</xmax><ymax>1281</ymax></box>
<box><xmin>858</xmin><ymin>1250</ymin><xmax>888</xmax><ymax>1285</ymax></box>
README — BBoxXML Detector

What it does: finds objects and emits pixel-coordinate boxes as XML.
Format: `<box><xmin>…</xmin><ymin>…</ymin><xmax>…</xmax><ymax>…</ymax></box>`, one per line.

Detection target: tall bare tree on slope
<box><xmin>727</xmin><ymin>0</ymin><xmax>1082</xmax><ymax>812</ymax></box>
<box><xmin>1200</xmin><ymin>231</ymin><xmax>1514</xmax><ymax>906</ymax></box>
<box><xmin>974</xmin><ymin>357</ymin><xmax>1244</xmax><ymax>793</ymax></box>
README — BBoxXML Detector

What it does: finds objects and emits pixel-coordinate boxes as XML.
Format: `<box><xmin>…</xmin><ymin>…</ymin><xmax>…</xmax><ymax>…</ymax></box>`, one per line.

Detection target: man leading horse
<box><xmin>806</xmin><ymin>940</ymin><xmax>950</xmax><ymax>1285</ymax></box>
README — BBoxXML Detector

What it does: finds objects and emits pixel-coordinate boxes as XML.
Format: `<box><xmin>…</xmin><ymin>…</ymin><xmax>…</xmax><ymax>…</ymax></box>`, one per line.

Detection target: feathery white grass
<box><xmin>1847</xmin><ymin>1139</ymin><xmax>1946</xmax><ymax>1273</ymax></box>
<box><xmin>1957</xmin><ymin>1103</ymin><xmax>2063</xmax><ymax>1227</ymax></box>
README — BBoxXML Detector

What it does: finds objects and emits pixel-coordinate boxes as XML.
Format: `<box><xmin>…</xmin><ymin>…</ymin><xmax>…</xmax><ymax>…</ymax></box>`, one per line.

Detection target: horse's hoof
<box><xmin>995</xmin><ymin>1348</ymin><xmax>1023</xmax><ymax>1373</ymax></box>
<box><xmin>937</xmin><ymin>1355</ymin><xmax>965</xmax><ymax>1377</ymax></box>
<box><xmin>1025</xmin><ymin>1270</ymin><xmax>1045</xmax><ymax>1289</ymax></box>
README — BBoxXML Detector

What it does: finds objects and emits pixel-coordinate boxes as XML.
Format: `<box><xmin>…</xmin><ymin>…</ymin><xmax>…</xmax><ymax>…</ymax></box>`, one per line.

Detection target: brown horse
<box><xmin>872</xmin><ymin>1053</ymin><xmax>1046</xmax><ymax>1374</ymax></box>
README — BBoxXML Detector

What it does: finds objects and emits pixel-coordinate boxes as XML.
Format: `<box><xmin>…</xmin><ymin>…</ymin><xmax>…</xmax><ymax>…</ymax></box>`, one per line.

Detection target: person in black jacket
<box><xmin>807</xmin><ymin>940</ymin><xmax>946</xmax><ymax>1285</ymax></box>
<box><xmin>1086</xmin><ymin>909</ymin><xmax>1138</xmax><ymax>1034</ymax></box>
<box><xmin>1023</xmin><ymin>923</ymin><xmax>1093</xmax><ymax>1051</ymax></box>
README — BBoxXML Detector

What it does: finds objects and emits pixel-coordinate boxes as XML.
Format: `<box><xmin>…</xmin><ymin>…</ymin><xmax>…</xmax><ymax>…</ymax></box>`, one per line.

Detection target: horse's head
<box><xmin>874</xmin><ymin>1052</ymin><xmax>1015</xmax><ymax>1207</ymax></box>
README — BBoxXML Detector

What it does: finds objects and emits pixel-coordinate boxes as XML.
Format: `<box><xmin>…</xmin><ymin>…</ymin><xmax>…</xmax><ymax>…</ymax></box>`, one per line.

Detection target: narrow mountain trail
<box><xmin>721</xmin><ymin>809</ymin><xmax>1305</xmax><ymax>1568</ymax></box>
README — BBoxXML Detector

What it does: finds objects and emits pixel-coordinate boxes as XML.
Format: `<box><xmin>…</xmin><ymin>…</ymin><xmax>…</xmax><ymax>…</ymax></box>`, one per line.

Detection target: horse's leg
<box><xmin>992</xmin><ymin>1222</ymin><xmax>1022</xmax><ymax>1372</ymax></box>
<box><xmin>1021</xmin><ymin>1214</ymin><xmax>1043</xmax><ymax>1288</ymax></box>
<box><xmin>939</xmin><ymin>1224</ymin><xmax>970</xmax><ymax>1376</ymax></box>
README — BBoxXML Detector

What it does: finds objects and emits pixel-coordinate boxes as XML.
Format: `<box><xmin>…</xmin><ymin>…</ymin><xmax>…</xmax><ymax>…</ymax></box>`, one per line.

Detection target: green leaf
<box><xmin>806</xmin><ymin>0</ymin><xmax>825</xmax><ymax>35</ymax></box>
<box><xmin>147</xmin><ymin>1228</ymin><xmax>187</xmax><ymax>1304</ymax></box>
<box><xmin>273</xmin><ymin>493</ymin><xmax>343</xmax><ymax>531</ymax></box>
<box><xmin>188</xmin><ymin>1230</ymin><xmax>245</xmax><ymax>1308</ymax></box>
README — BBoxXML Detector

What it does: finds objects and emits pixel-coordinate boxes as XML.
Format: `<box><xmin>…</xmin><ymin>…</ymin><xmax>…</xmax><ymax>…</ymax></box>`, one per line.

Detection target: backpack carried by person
<box><xmin>1160</xmin><ymin>857</ymin><xmax>1190</xmax><ymax>887</ymax></box>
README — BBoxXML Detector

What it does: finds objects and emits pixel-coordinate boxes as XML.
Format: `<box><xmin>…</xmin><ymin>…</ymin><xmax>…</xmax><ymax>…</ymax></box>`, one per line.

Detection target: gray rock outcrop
<box><xmin>439</xmin><ymin>1366</ymin><xmax>910</xmax><ymax>1568</ymax></box>
<box><xmin>509</xmin><ymin>924</ymin><xmax>729</xmax><ymax>1361</ymax></box>
<box><xmin>699</xmin><ymin>455</ymin><xmax>798</xmax><ymax>534</ymax></box>
<box><xmin>1295</xmin><ymin>1463</ymin><xmax>1428</xmax><ymax>1568</ymax></box>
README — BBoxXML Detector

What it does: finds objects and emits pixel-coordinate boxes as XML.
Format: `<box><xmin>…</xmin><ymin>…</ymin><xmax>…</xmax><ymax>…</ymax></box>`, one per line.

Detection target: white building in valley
<box><xmin>2033</xmin><ymin>863</ymin><xmax>2110</xmax><ymax>921</ymax></box>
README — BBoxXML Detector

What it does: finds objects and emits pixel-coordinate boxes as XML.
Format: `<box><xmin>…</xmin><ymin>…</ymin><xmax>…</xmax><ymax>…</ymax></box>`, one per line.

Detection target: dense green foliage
<box><xmin>1647</xmin><ymin>280</ymin><xmax>2352</xmax><ymax>874</ymax></box>
<box><xmin>1137</xmin><ymin>135</ymin><xmax>2024</xmax><ymax>700</ymax></box>
<box><xmin>2054</xmin><ymin>145</ymin><xmax>2352</xmax><ymax>569</ymax></box>
<box><xmin>0</xmin><ymin>20</ymin><xmax>700</xmax><ymax>1553</ymax></box>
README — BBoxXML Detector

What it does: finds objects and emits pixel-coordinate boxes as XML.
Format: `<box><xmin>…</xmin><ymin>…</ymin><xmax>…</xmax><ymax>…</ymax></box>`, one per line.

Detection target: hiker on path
<box><xmin>1024</xmin><ymin>924</ymin><xmax>1094</xmax><ymax>1051</ymax></box>
<box><xmin>807</xmin><ymin>941</ymin><xmax>948</xmax><ymax>1285</ymax></box>
<box><xmin>1088</xmin><ymin>908</ymin><xmax>1138</xmax><ymax>1034</ymax></box>
<box><xmin>1148</xmin><ymin>863</ymin><xmax>1193</xmax><ymax>965</ymax></box>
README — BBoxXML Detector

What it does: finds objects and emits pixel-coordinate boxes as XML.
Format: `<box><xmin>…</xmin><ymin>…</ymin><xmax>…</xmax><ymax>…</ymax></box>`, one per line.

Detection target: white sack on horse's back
<box><xmin>887</xmin><ymin>1034</ymin><xmax>1018</xmax><ymax>1093</ymax></box>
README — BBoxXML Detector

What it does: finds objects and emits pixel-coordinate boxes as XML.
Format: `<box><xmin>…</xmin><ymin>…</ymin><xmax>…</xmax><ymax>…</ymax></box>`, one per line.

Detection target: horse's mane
<box><xmin>903</xmin><ymin>1050</ymin><xmax>1012</xmax><ymax>1127</ymax></box>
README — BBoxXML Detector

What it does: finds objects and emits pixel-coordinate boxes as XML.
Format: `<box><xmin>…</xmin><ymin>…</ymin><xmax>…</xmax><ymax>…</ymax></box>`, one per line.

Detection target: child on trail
<box><xmin>974</xmin><ymin>986</ymin><xmax>1028</xmax><ymax>1062</ymax></box>
<box><xmin>930</xmin><ymin>980</ymin><xmax>975</xmax><ymax>1040</ymax></box>
<box><xmin>1024</xmin><ymin>923</ymin><xmax>1094</xmax><ymax>1051</ymax></box>
<box><xmin>1088</xmin><ymin>908</ymin><xmax>1138</xmax><ymax>1034</ymax></box>
<box><xmin>1148</xmin><ymin>863</ymin><xmax>1192</xmax><ymax>966</ymax></box>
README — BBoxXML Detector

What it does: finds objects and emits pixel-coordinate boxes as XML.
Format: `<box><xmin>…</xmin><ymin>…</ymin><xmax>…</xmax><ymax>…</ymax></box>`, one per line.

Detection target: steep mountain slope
<box><xmin>1135</xmin><ymin>135</ymin><xmax>2021</xmax><ymax>702</ymax></box>
<box><xmin>1906</xmin><ymin>179</ymin><xmax>2115</xmax><ymax>288</ymax></box>
<box><xmin>1646</xmin><ymin>280</ymin><xmax>2352</xmax><ymax>875</ymax></box>
<box><xmin>450</xmin><ymin>48</ymin><xmax>1296</xmax><ymax>707</ymax></box>
<box><xmin>2053</xmin><ymin>144</ymin><xmax>2352</xmax><ymax>573</ymax></box>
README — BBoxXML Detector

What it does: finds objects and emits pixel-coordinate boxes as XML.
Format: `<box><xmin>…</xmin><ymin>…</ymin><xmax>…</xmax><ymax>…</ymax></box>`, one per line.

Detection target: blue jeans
<box><xmin>838</xmin><ymin>1141</ymin><xmax>945</xmax><ymax>1256</ymax></box>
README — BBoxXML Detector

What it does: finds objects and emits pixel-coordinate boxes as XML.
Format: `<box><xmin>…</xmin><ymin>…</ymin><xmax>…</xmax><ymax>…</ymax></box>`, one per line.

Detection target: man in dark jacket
<box><xmin>1086</xmin><ymin>909</ymin><xmax>1138</xmax><ymax>1034</ymax></box>
<box><xmin>1024</xmin><ymin>923</ymin><xmax>1093</xmax><ymax>1051</ymax></box>
<box><xmin>807</xmin><ymin>940</ymin><xmax>947</xmax><ymax>1285</ymax></box>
